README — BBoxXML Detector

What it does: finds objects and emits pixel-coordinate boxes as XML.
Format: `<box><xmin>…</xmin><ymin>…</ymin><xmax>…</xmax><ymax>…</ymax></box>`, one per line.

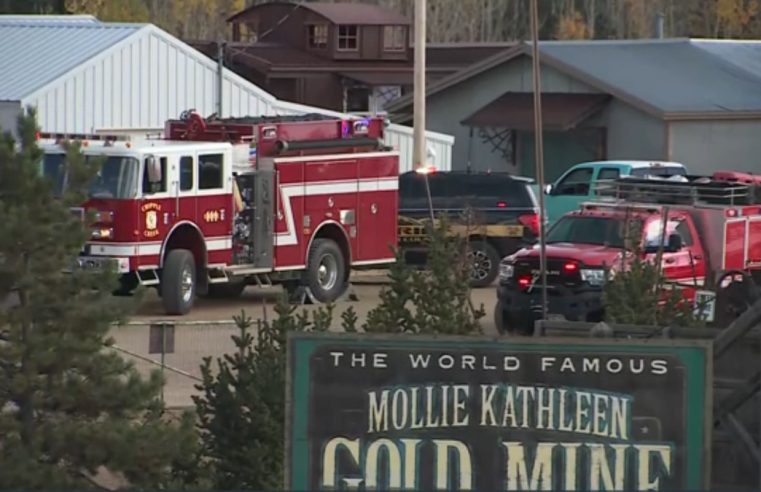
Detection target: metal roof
<box><xmin>0</xmin><ymin>15</ymin><xmax>100</xmax><ymax>24</ymax></box>
<box><xmin>538</xmin><ymin>39</ymin><xmax>761</xmax><ymax>114</ymax></box>
<box><xmin>0</xmin><ymin>19</ymin><xmax>142</xmax><ymax>101</ymax></box>
<box><xmin>461</xmin><ymin>92</ymin><xmax>610</xmax><ymax>131</ymax></box>
<box><xmin>229</xmin><ymin>1</ymin><xmax>410</xmax><ymax>26</ymax></box>
<box><xmin>387</xmin><ymin>38</ymin><xmax>761</xmax><ymax>117</ymax></box>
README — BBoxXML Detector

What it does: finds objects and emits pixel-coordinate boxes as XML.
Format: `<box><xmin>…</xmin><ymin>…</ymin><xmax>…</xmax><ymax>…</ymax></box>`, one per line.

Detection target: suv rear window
<box><xmin>399</xmin><ymin>172</ymin><xmax>534</xmax><ymax>209</ymax></box>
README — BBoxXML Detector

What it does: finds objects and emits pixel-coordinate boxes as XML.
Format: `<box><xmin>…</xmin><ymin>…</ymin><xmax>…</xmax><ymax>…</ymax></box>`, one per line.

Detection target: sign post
<box><xmin>286</xmin><ymin>333</ymin><xmax>712</xmax><ymax>490</ymax></box>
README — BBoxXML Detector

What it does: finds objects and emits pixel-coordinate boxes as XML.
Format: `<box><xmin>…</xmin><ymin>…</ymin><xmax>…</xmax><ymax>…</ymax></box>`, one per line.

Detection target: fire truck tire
<box><xmin>468</xmin><ymin>240</ymin><xmax>500</xmax><ymax>288</ymax></box>
<box><xmin>305</xmin><ymin>238</ymin><xmax>347</xmax><ymax>303</ymax></box>
<box><xmin>161</xmin><ymin>249</ymin><xmax>196</xmax><ymax>315</ymax></box>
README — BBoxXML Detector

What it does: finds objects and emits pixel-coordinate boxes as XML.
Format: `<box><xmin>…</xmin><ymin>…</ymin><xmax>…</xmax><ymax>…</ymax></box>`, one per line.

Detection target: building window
<box><xmin>383</xmin><ymin>25</ymin><xmax>405</xmax><ymax>51</ymax></box>
<box><xmin>337</xmin><ymin>25</ymin><xmax>358</xmax><ymax>51</ymax></box>
<box><xmin>308</xmin><ymin>24</ymin><xmax>328</xmax><ymax>48</ymax></box>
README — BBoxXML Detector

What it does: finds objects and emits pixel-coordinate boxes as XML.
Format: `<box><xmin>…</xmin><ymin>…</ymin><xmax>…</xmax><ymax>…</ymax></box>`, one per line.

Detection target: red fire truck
<box><xmin>39</xmin><ymin>111</ymin><xmax>399</xmax><ymax>315</ymax></box>
<box><xmin>495</xmin><ymin>171</ymin><xmax>761</xmax><ymax>333</ymax></box>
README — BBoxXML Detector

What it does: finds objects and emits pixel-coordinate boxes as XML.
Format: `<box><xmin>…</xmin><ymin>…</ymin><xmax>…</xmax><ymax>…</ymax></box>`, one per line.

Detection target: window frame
<box><xmin>180</xmin><ymin>155</ymin><xmax>194</xmax><ymax>191</ymax></box>
<box><xmin>383</xmin><ymin>25</ymin><xmax>406</xmax><ymax>51</ymax></box>
<box><xmin>198</xmin><ymin>153</ymin><xmax>224</xmax><ymax>191</ymax></box>
<box><xmin>337</xmin><ymin>25</ymin><xmax>359</xmax><ymax>51</ymax></box>
<box><xmin>554</xmin><ymin>167</ymin><xmax>594</xmax><ymax>196</ymax></box>
<box><xmin>142</xmin><ymin>156</ymin><xmax>168</xmax><ymax>195</ymax></box>
<box><xmin>307</xmin><ymin>23</ymin><xmax>328</xmax><ymax>48</ymax></box>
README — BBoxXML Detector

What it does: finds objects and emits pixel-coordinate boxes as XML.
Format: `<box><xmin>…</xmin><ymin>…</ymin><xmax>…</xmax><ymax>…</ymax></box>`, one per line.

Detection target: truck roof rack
<box><xmin>593</xmin><ymin>172</ymin><xmax>761</xmax><ymax>206</ymax></box>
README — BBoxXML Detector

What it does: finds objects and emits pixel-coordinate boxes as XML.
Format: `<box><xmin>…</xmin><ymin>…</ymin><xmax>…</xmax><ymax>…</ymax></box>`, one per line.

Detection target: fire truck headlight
<box><xmin>92</xmin><ymin>228</ymin><xmax>114</xmax><ymax>240</ymax></box>
<box><xmin>498</xmin><ymin>261</ymin><xmax>514</xmax><ymax>282</ymax></box>
<box><xmin>580</xmin><ymin>268</ymin><xmax>606</xmax><ymax>286</ymax></box>
<box><xmin>93</xmin><ymin>210</ymin><xmax>114</xmax><ymax>223</ymax></box>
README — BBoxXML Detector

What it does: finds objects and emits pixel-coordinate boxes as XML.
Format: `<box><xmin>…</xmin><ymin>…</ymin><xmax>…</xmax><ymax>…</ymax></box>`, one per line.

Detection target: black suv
<box><xmin>398</xmin><ymin>170</ymin><xmax>540</xmax><ymax>286</ymax></box>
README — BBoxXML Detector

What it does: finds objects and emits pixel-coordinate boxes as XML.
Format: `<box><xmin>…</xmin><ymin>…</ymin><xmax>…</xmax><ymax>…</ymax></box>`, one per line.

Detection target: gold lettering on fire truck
<box><xmin>141</xmin><ymin>202</ymin><xmax>161</xmax><ymax>238</ymax></box>
<box><xmin>204</xmin><ymin>210</ymin><xmax>221</xmax><ymax>223</ymax></box>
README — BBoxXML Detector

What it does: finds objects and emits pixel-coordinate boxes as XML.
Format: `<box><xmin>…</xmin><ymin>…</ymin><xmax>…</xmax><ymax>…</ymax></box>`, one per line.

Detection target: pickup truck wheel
<box><xmin>305</xmin><ymin>238</ymin><xmax>347</xmax><ymax>303</ymax></box>
<box><xmin>468</xmin><ymin>241</ymin><xmax>500</xmax><ymax>288</ymax></box>
<box><xmin>161</xmin><ymin>249</ymin><xmax>196</xmax><ymax>315</ymax></box>
<box><xmin>494</xmin><ymin>302</ymin><xmax>510</xmax><ymax>334</ymax></box>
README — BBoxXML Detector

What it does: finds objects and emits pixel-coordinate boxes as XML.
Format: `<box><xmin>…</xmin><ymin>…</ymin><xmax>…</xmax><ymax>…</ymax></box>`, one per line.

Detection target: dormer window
<box><xmin>383</xmin><ymin>25</ymin><xmax>405</xmax><ymax>51</ymax></box>
<box><xmin>308</xmin><ymin>23</ymin><xmax>328</xmax><ymax>48</ymax></box>
<box><xmin>337</xmin><ymin>25</ymin><xmax>358</xmax><ymax>51</ymax></box>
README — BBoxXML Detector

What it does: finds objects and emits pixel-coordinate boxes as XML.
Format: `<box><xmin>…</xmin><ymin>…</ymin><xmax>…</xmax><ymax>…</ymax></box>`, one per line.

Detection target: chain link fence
<box><xmin>109</xmin><ymin>320</ymin><xmax>242</xmax><ymax>408</ymax></box>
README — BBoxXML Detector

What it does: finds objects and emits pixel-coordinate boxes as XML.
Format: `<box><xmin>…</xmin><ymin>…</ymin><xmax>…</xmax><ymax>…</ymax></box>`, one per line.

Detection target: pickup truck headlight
<box><xmin>580</xmin><ymin>268</ymin><xmax>606</xmax><ymax>286</ymax></box>
<box><xmin>499</xmin><ymin>262</ymin><xmax>514</xmax><ymax>282</ymax></box>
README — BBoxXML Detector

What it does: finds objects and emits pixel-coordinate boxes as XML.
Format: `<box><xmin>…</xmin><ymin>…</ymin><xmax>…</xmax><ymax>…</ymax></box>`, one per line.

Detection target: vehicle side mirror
<box><xmin>667</xmin><ymin>233</ymin><xmax>683</xmax><ymax>252</ymax></box>
<box><xmin>146</xmin><ymin>155</ymin><xmax>162</xmax><ymax>183</ymax></box>
<box><xmin>544</xmin><ymin>184</ymin><xmax>553</xmax><ymax>195</ymax></box>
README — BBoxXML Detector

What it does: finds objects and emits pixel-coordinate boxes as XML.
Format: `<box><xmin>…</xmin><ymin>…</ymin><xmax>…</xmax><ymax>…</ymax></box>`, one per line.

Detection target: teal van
<box><xmin>535</xmin><ymin>160</ymin><xmax>687</xmax><ymax>226</ymax></box>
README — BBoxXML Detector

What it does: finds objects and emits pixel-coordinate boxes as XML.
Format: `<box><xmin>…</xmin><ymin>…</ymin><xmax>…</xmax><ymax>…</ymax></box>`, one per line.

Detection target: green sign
<box><xmin>286</xmin><ymin>333</ymin><xmax>712</xmax><ymax>490</ymax></box>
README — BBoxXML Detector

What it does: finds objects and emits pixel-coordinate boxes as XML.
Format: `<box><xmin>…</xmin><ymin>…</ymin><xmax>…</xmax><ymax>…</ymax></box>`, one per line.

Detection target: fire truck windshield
<box><xmin>42</xmin><ymin>153</ymin><xmax>140</xmax><ymax>199</ymax></box>
<box><xmin>546</xmin><ymin>216</ymin><xmax>638</xmax><ymax>248</ymax></box>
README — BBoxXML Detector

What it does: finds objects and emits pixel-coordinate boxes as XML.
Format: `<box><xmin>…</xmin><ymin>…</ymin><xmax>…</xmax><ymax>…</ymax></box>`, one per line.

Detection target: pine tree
<box><xmin>0</xmin><ymin>108</ymin><xmax>199</xmax><ymax>489</ymax></box>
<box><xmin>193</xmin><ymin>299</ymin><xmax>334</xmax><ymax>490</ymax></box>
<box><xmin>602</xmin><ymin>217</ymin><xmax>698</xmax><ymax>327</ymax></box>
<box><xmin>364</xmin><ymin>213</ymin><xmax>485</xmax><ymax>335</ymax></box>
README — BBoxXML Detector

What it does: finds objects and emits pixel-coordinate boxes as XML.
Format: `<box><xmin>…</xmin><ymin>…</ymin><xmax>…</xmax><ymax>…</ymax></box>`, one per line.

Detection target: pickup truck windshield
<box><xmin>546</xmin><ymin>216</ymin><xmax>638</xmax><ymax>248</ymax></box>
<box><xmin>42</xmin><ymin>153</ymin><xmax>140</xmax><ymax>199</ymax></box>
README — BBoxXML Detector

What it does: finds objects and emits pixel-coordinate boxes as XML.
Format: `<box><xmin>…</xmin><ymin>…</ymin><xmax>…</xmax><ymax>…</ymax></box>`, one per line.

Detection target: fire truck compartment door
<box><xmin>746</xmin><ymin>217</ymin><xmax>761</xmax><ymax>268</ymax></box>
<box><xmin>252</xmin><ymin>169</ymin><xmax>275</xmax><ymax>269</ymax></box>
<box><xmin>723</xmin><ymin>218</ymin><xmax>747</xmax><ymax>271</ymax></box>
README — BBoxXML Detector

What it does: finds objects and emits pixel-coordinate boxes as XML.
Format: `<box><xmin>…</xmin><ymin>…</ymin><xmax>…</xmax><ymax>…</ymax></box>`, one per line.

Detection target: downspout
<box><xmin>664</xmin><ymin>120</ymin><xmax>673</xmax><ymax>161</ymax></box>
<box><xmin>217</xmin><ymin>40</ymin><xmax>226</xmax><ymax>117</ymax></box>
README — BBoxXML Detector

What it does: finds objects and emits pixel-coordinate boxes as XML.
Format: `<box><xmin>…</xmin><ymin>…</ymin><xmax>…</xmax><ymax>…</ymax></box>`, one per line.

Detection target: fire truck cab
<box><xmin>40</xmin><ymin>111</ymin><xmax>399</xmax><ymax>315</ymax></box>
<box><xmin>495</xmin><ymin>171</ymin><xmax>761</xmax><ymax>333</ymax></box>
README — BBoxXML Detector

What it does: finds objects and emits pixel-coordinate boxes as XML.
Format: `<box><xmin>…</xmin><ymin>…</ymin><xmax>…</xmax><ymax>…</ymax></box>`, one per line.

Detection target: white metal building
<box><xmin>0</xmin><ymin>16</ymin><xmax>453</xmax><ymax>172</ymax></box>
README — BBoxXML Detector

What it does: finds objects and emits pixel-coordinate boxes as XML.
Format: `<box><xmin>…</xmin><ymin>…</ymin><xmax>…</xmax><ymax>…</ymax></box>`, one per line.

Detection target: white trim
<box><xmin>352</xmin><ymin>258</ymin><xmax>396</xmax><ymax>266</ymax></box>
<box><xmin>276</xmin><ymin>177</ymin><xmax>398</xmax><ymax>247</ymax></box>
<box><xmin>137</xmin><ymin>265</ymin><xmax>159</xmax><ymax>270</ymax></box>
<box><xmin>274</xmin><ymin>264</ymin><xmax>307</xmax><ymax>271</ymax></box>
<box><xmin>273</xmin><ymin>151</ymin><xmax>400</xmax><ymax>164</ymax></box>
<box><xmin>206</xmin><ymin>238</ymin><xmax>233</xmax><ymax>251</ymax></box>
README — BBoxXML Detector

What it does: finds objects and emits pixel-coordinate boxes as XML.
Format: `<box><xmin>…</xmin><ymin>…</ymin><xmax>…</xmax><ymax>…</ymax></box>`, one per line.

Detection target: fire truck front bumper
<box><xmin>496</xmin><ymin>283</ymin><xmax>604</xmax><ymax>334</ymax></box>
<box><xmin>72</xmin><ymin>255</ymin><xmax>131</xmax><ymax>274</ymax></box>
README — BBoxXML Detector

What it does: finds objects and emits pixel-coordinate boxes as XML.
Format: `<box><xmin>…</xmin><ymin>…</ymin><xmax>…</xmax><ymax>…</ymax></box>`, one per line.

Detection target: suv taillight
<box><xmin>518</xmin><ymin>213</ymin><xmax>540</xmax><ymax>236</ymax></box>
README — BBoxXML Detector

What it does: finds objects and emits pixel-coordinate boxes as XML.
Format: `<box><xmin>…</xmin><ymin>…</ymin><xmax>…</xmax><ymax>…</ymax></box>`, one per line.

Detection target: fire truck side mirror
<box><xmin>146</xmin><ymin>155</ymin><xmax>162</xmax><ymax>183</ymax></box>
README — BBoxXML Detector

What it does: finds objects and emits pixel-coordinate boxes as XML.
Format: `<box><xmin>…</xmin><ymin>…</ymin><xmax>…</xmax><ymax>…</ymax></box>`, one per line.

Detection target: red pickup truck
<box><xmin>495</xmin><ymin>172</ymin><xmax>761</xmax><ymax>334</ymax></box>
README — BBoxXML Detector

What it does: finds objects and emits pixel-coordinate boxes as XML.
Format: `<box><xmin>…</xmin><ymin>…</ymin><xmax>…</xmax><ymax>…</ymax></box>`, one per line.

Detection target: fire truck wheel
<box><xmin>468</xmin><ymin>240</ymin><xmax>500</xmax><ymax>288</ymax></box>
<box><xmin>161</xmin><ymin>249</ymin><xmax>196</xmax><ymax>315</ymax></box>
<box><xmin>305</xmin><ymin>238</ymin><xmax>347</xmax><ymax>303</ymax></box>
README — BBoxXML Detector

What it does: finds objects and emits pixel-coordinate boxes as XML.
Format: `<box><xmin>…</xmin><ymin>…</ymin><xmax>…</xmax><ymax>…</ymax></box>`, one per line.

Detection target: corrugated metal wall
<box><xmin>20</xmin><ymin>24</ymin><xmax>452</xmax><ymax>172</ymax></box>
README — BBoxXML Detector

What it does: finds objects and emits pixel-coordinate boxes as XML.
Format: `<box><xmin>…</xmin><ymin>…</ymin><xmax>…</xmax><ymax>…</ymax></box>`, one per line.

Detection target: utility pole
<box><xmin>413</xmin><ymin>0</ymin><xmax>426</xmax><ymax>172</ymax></box>
<box><xmin>413</xmin><ymin>0</ymin><xmax>434</xmax><ymax>223</ymax></box>
<box><xmin>530</xmin><ymin>0</ymin><xmax>548</xmax><ymax>320</ymax></box>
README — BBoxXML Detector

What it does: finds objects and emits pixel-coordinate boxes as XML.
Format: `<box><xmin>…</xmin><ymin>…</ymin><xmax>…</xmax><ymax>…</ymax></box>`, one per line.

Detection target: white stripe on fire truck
<box><xmin>88</xmin><ymin>237</ymin><xmax>232</xmax><ymax>258</ymax></box>
<box><xmin>273</xmin><ymin>151</ymin><xmax>400</xmax><ymax>164</ymax></box>
<box><xmin>276</xmin><ymin>177</ymin><xmax>399</xmax><ymax>246</ymax></box>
